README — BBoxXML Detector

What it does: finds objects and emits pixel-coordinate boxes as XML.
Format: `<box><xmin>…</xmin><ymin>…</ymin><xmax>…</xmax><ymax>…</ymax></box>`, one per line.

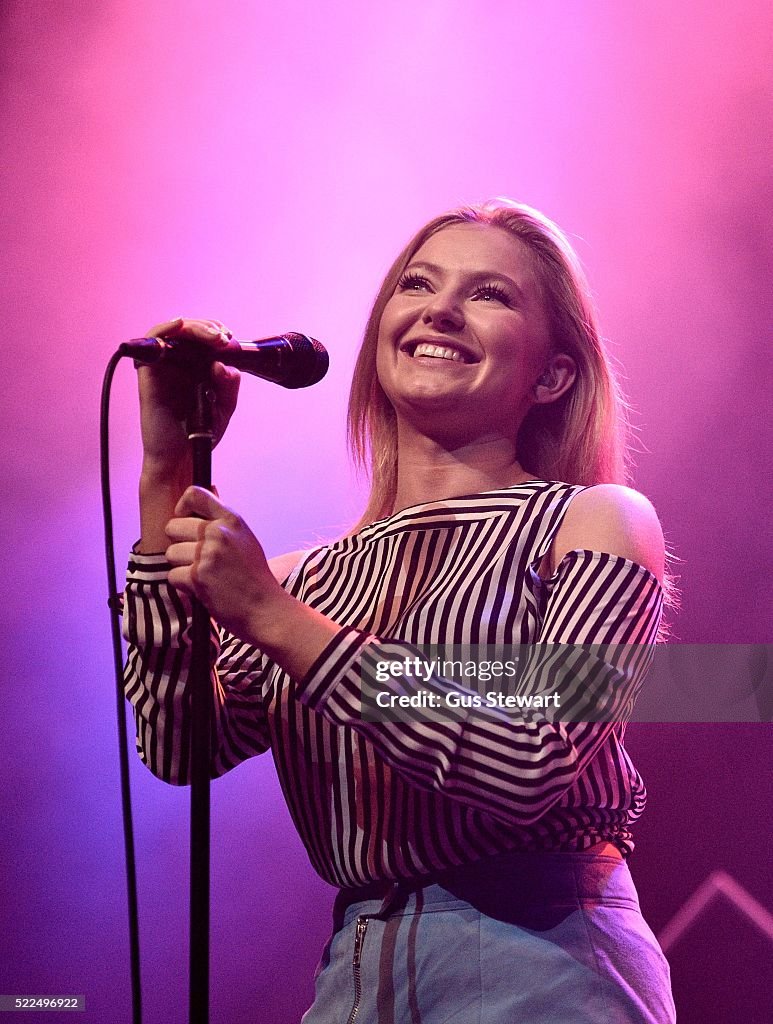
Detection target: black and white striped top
<box><xmin>123</xmin><ymin>480</ymin><xmax>663</xmax><ymax>887</ymax></box>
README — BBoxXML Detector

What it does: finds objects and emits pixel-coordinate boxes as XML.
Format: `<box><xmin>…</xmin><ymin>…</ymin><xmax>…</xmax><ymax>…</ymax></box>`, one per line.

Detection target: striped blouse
<box><xmin>123</xmin><ymin>480</ymin><xmax>663</xmax><ymax>888</ymax></box>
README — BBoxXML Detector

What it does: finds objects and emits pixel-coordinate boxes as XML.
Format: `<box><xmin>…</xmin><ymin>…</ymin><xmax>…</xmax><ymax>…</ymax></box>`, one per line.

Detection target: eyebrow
<box><xmin>405</xmin><ymin>260</ymin><xmax>528</xmax><ymax>304</ymax></box>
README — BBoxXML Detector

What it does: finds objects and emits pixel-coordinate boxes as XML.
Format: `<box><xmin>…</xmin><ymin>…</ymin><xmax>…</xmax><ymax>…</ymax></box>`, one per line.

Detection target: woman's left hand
<box><xmin>165</xmin><ymin>486</ymin><xmax>282</xmax><ymax>643</ymax></box>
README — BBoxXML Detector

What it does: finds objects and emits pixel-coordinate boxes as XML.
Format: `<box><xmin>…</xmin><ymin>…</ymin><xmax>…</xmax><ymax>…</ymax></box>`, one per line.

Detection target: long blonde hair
<box><xmin>348</xmin><ymin>200</ymin><xmax>630</xmax><ymax>527</ymax></box>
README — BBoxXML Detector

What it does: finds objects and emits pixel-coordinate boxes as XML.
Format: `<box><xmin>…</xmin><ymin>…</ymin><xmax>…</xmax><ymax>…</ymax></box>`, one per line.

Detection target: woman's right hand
<box><xmin>138</xmin><ymin>316</ymin><xmax>241</xmax><ymax>484</ymax></box>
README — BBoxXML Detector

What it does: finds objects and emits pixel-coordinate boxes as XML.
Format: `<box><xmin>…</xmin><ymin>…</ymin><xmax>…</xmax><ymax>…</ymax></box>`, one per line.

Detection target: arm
<box><xmin>167</xmin><ymin>485</ymin><xmax>664</xmax><ymax>822</ymax></box>
<box><xmin>123</xmin><ymin>313</ymin><xmax>301</xmax><ymax>784</ymax></box>
<box><xmin>545</xmin><ymin>484</ymin><xmax>665</xmax><ymax>585</ymax></box>
<box><xmin>122</xmin><ymin>548</ymin><xmax>304</xmax><ymax>784</ymax></box>
<box><xmin>291</xmin><ymin>548</ymin><xmax>663</xmax><ymax>824</ymax></box>
<box><xmin>135</xmin><ymin>316</ymin><xmax>240</xmax><ymax>554</ymax></box>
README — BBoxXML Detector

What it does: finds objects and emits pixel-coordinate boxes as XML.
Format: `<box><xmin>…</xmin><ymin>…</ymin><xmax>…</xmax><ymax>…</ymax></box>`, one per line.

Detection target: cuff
<box><xmin>127</xmin><ymin>544</ymin><xmax>172</xmax><ymax>581</ymax></box>
<box><xmin>295</xmin><ymin>625</ymin><xmax>375</xmax><ymax>707</ymax></box>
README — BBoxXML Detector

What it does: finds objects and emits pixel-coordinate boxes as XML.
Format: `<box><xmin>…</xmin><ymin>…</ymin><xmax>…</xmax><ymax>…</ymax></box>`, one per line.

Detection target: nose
<box><xmin>421</xmin><ymin>290</ymin><xmax>465</xmax><ymax>332</ymax></box>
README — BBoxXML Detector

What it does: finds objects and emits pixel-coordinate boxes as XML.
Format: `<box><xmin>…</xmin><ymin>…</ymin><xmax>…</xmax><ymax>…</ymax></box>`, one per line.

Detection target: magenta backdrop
<box><xmin>1</xmin><ymin>2</ymin><xmax>771</xmax><ymax>1022</ymax></box>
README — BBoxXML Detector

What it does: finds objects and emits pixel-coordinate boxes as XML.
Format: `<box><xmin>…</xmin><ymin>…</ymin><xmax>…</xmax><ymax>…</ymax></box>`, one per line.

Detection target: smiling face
<box><xmin>375</xmin><ymin>222</ymin><xmax>555</xmax><ymax>444</ymax></box>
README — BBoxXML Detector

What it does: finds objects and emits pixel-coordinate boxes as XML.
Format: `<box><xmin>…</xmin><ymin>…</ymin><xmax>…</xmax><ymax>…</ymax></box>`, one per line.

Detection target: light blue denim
<box><xmin>301</xmin><ymin>850</ymin><xmax>676</xmax><ymax>1024</ymax></box>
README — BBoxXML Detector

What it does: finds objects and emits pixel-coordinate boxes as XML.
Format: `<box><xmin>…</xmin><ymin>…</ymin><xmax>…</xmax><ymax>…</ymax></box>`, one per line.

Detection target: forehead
<box><xmin>410</xmin><ymin>222</ymin><xmax>536</xmax><ymax>284</ymax></box>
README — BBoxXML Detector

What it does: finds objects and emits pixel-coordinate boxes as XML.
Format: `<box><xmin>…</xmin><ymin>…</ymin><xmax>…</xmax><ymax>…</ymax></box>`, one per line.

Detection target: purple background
<box><xmin>1</xmin><ymin>2</ymin><xmax>771</xmax><ymax>1021</ymax></box>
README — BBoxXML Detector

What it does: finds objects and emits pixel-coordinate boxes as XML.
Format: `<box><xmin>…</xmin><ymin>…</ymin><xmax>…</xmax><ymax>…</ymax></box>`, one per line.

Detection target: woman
<box><xmin>124</xmin><ymin>200</ymin><xmax>676</xmax><ymax>1022</ymax></box>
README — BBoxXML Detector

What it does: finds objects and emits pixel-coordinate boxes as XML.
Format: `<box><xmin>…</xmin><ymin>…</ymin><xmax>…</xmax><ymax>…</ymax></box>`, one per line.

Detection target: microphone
<box><xmin>120</xmin><ymin>332</ymin><xmax>329</xmax><ymax>389</ymax></box>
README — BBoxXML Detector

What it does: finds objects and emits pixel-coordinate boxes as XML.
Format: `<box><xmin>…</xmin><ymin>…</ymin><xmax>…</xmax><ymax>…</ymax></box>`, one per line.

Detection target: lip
<box><xmin>399</xmin><ymin>337</ymin><xmax>480</xmax><ymax>364</ymax></box>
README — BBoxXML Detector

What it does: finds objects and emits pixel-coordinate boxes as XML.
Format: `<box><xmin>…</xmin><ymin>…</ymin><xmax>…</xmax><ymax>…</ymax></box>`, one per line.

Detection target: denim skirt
<box><xmin>301</xmin><ymin>850</ymin><xmax>675</xmax><ymax>1024</ymax></box>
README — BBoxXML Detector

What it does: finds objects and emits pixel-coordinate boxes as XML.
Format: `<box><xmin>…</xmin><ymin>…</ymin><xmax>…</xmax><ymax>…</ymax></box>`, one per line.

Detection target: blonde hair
<box><xmin>348</xmin><ymin>199</ymin><xmax>630</xmax><ymax>527</ymax></box>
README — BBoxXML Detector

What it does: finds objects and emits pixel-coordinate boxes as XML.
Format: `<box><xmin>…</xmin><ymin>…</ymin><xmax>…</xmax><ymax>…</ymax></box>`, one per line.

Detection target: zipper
<box><xmin>346</xmin><ymin>915</ymin><xmax>370</xmax><ymax>1024</ymax></box>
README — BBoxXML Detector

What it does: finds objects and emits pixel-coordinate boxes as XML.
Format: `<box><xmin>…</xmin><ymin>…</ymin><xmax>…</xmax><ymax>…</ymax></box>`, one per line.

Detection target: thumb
<box><xmin>174</xmin><ymin>485</ymin><xmax>229</xmax><ymax>520</ymax></box>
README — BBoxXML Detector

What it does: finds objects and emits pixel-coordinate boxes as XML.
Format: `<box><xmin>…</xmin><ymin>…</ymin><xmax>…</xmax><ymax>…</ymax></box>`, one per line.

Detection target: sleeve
<box><xmin>290</xmin><ymin>548</ymin><xmax>663</xmax><ymax>826</ymax></box>
<box><xmin>122</xmin><ymin>550</ymin><xmax>272</xmax><ymax>785</ymax></box>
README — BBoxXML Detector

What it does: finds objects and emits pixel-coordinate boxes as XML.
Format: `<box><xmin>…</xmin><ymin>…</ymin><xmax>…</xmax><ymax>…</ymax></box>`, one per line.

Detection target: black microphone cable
<box><xmin>100</xmin><ymin>333</ymin><xmax>327</xmax><ymax>1023</ymax></box>
<box><xmin>100</xmin><ymin>350</ymin><xmax>143</xmax><ymax>1024</ymax></box>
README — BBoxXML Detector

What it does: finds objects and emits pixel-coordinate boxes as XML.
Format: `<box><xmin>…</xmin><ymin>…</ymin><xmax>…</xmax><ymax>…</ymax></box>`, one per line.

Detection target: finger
<box><xmin>148</xmin><ymin>317</ymin><xmax>233</xmax><ymax>349</ymax></box>
<box><xmin>168</xmin><ymin>565</ymin><xmax>195</xmax><ymax>594</ymax></box>
<box><xmin>165</xmin><ymin>541</ymin><xmax>199</xmax><ymax>566</ymax></box>
<box><xmin>180</xmin><ymin>321</ymin><xmax>233</xmax><ymax>350</ymax></box>
<box><xmin>211</xmin><ymin>361</ymin><xmax>240</xmax><ymax>387</ymax></box>
<box><xmin>165</xmin><ymin>514</ymin><xmax>208</xmax><ymax>542</ymax></box>
<box><xmin>211</xmin><ymin>362</ymin><xmax>241</xmax><ymax>412</ymax></box>
<box><xmin>174</xmin><ymin>485</ymin><xmax>231</xmax><ymax>520</ymax></box>
<box><xmin>209</xmin><ymin>319</ymin><xmax>234</xmax><ymax>339</ymax></box>
<box><xmin>198</xmin><ymin>319</ymin><xmax>232</xmax><ymax>341</ymax></box>
<box><xmin>148</xmin><ymin>316</ymin><xmax>184</xmax><ymax>338</ymax></box>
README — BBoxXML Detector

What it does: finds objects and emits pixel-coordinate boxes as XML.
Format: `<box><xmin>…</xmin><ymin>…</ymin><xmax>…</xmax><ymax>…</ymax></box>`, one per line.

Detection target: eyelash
<box><xmin>397</xmin><ymin>272</ymin><xmax>512</xmax><ymax>305</ymax></box>
<box><xmin>473</xmin><ymin>283</ymin><xmax>511</xmax><ymax>304</ymax></box>
<box><xmin>397</xmin><ymin>272</ymin><xmax>432</xmax><ymax>292</ymax></box>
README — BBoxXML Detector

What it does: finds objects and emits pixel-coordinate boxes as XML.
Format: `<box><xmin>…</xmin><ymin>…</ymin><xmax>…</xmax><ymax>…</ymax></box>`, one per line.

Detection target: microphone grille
<box><xmin>280</xmin><ymin>333</ymin><xmax>329</xmax><ymax>389</ymax></box>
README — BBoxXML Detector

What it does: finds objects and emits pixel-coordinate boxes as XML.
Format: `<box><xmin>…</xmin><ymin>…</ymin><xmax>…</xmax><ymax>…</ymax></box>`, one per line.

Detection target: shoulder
<box><xmin>268</xmin><ymin>549</ymin><xmax>305</xmax><ymax>584</ymax></box>
<box><xmin>551</xmin><ymin>484</ymin><xmax>665</xmax><ymax>582</ymax></box>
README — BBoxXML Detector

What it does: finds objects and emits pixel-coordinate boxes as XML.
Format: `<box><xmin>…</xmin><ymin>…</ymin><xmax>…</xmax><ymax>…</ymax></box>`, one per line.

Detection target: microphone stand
<box><xmin>114</xmin><ymin>335</ymin><xmax>327</xmax><ymax>1023</ymax></box>
<box><xmin>186</xmin><ymin>378</ymin><xmax>216</xmax><ymax>1024</ymax></box>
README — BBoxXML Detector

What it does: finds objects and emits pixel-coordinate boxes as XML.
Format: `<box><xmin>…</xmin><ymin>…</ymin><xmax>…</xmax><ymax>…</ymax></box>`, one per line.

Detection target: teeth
<box><xmin>412</xmin><ymin>343</ymin><xmax>466</xmax><ymax>362</ymax></box>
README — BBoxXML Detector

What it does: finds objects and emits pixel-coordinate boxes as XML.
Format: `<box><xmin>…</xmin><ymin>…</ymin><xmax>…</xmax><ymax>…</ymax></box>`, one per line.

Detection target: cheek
<box><xmin>378</xmin><ymin>297</ymin><xmax>403</xmax><ymax>338</ymax></box>
<box><xmin>374</xmin><ymin>324</ymin><xmax>395</xmax><ymax>395</ymax></box>
<box><xmin>375</xmin><ymin>300</ymin><xmax>406</xmax><ymax>378</ymax></box>
<box><xmin>494</xmin><ymin>320</ymin><xmax>551</xmax><ymax>375</ymax></box>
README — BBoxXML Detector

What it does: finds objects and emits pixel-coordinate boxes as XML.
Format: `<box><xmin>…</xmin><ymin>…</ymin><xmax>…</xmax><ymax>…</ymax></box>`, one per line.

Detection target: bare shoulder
<box><xmin>268</xmin><ymin>549</ymin><xmax>306</xmax><ymax>584</ymax></box>
<box><xmin>552</xmin><ymin>484</ymin><xmax>665</xmax><ymax>581</ymax></box>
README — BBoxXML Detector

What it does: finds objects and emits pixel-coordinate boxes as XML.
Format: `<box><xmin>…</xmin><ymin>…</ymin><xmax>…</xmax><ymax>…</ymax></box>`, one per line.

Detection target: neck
<box><xmin>391</xmin><ymin>419</ymin><xmax>532</xmax><ymax>514</ymax></box>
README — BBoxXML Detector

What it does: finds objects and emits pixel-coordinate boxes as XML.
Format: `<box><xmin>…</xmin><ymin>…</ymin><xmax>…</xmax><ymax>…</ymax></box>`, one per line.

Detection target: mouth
<box><xmin>400</xmin><ymin>339</ymin><xmax>478</xmax><ymax>364</ymax></box>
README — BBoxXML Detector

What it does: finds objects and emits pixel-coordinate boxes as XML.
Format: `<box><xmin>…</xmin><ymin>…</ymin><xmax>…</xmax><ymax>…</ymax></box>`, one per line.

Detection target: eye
<box><xmin>472</xmin><ymin>282</ymin><xmax>512</xmax><ymax>305</ymax></box>
<box><xmin>397</xmin><ymin>271</ymin><xmax>432</xmax><ymax>292</ymax></box>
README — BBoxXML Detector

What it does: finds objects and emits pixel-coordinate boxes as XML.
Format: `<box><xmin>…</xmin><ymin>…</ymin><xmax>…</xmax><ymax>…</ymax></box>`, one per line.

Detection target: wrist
<box><xmin>246</xmin><ymin>587</ymin><xmax>299</xmax><ymax>657</ymax></box>
<box><xmin>247</xmin><ymin>589</ymin><xmax>339</xmax><ymax>680</ymax></box>
<box><xmin>140</xmin><ymin>457</ymin><xmax>191</xmax><ymax>494</ymax></box>
<box><xmin>138</xmin><ymin>460</ymin><xmax>192</xmax><ymax>555</ymax></box>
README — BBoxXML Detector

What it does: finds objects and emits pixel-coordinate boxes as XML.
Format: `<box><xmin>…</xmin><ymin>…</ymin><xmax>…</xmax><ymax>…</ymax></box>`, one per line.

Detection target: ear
<box><xmin>533</xmin><ymin>353</ymin><xmax>577</xmax><ymax>405</ymax></box>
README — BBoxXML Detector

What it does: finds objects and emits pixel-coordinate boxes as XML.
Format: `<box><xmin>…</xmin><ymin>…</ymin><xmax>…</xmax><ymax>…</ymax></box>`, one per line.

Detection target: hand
<box><xmin>166</xmin><ymin>486</ymin><xmax>341</xmax><ymax>675</ymax></box>
<box><xmin>165</xmin><ymin>486</ymin><xmax>284</xmax><ymax>642</ymax></box>
<box><xmin>139</xmin><ymin>317</ymin><xmax>241</xmax><ymax>482</ymax></box>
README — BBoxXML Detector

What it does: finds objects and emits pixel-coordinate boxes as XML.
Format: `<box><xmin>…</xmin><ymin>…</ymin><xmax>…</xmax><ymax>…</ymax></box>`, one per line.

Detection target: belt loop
<box><xmin>377</xmin><ymin>881</ymin><xmax>413</xmax><ymax>919</ymax></box>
